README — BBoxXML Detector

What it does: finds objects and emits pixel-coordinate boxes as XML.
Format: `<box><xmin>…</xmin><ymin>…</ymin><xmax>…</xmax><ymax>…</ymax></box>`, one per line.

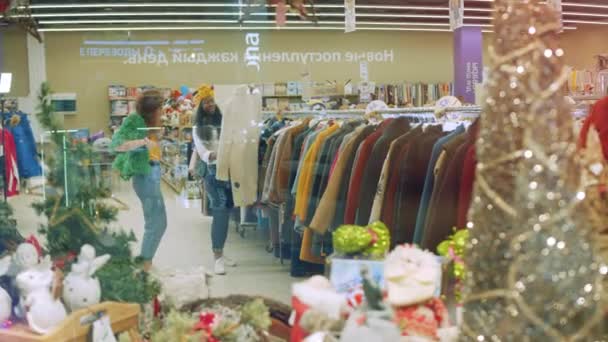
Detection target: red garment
<box><xmin>290</xmin><ymin>296</ymin><xmax>310</xmax><ymax>342</ymax></box>
<box><xmin>0</xmin><ymin>130</ymin><xmax>19</xmax><ymax>197</ymax></box>
<box><xmin>457</xmin><ymin>144</ymin><xmax>476</xmax><ymax>228</ymax></box>
<box><xmin>579</xmin><ymin>96</ymin><xmax>608</xmax><ymax>160</ymax></box>
<box><xmin>343</xmin><ymin>119</ymin><xmax>392</xmax><ymax>224</ymax></box>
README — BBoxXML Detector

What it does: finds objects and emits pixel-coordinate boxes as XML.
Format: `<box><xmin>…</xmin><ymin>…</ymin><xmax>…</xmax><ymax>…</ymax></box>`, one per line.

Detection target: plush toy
<box><xmin>62</xmin><ymin>244</ymin><xmax>110</xmax><ymax>312</ymax></box>
<box><xmin>16</xmin><ymin>266</ymin><xmax>67</xmax><ymax>334</ymax></box>
<box><xmin>0</xmin><ymin>256</ymin><xmax>12</xmax><ymax>323</ymax></box>
<box><xmin>384</xmin><ymin>245</ymin><xmax>456</xmax><ymax>341</ymax></box>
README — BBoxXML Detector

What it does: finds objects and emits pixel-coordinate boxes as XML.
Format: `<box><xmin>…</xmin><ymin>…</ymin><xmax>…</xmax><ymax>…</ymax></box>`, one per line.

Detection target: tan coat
<box><xmin>309</xmin><ymin>125</ymin><xmax>367</xmax><ymax>233</ymax></box>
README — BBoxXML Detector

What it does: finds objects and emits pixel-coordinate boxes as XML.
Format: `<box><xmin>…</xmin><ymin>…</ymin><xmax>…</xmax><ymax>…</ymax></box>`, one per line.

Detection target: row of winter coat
<box><xmin>0</xmin><ymin>111</ymin><xmax>43</xmax><ymax>197</ymax></box>
<box><xmin>258</xmin><ymin>115</ymin><xmax>478</xmax><ymax>276</ymax></box>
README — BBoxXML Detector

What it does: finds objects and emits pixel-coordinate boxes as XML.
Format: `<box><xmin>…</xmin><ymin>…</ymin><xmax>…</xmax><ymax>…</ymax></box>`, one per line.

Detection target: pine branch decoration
<box><xmin>461</xmin><ymin>1</ymin><xmax>607</xmax><ymax>340</ymax></box>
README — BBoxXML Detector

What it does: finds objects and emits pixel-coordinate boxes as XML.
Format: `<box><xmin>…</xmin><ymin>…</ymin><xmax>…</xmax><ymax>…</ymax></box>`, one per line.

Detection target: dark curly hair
<box><xmin>136</xmin><ymin>89</ymin><xmax>163</xmax><ymax>127</ymax></box>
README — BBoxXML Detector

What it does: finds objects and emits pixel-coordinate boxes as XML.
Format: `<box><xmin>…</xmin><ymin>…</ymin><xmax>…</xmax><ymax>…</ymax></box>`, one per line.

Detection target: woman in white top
<box><xmin>189</xmin><ymin>85</ymin><xmax>237</xmax><ymax>275</ymax></box>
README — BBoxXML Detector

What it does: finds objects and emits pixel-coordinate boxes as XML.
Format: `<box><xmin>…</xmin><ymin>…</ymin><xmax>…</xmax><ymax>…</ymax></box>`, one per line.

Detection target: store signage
<box><xmin>245</xmin><ymin>33</ymin><xmax>261</xmax><ymax>72</ymax></box>
<box><xmin>78</xmin><ymin>38</ymin><xmax>395</xmax><ymax>68</ymax></box>
<box><xmin>345</xmin><ymin>0</ymin><xmax>356</xmax><ymax>33</ymax></box>
<box><xmin>453</xmin><ymin>27</ymin><xmax>483</xmax><ymax>104</ymax></box>
<box><xmin>449</xmin><ymin>0</ymin><xmax>464</xmax><ymax>31</ymax></box>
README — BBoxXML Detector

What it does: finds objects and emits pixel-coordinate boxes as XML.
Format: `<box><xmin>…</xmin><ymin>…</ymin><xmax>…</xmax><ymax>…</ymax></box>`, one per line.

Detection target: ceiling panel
<box><xmin>2</xmin><ymin>0</ymin><xmax>608</xmax><ymax>32</ymax></box>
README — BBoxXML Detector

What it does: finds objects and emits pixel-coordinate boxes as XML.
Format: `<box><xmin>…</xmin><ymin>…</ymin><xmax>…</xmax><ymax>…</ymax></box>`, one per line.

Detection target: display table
<box><xmin>0</xmin><ymin>302</ymin><xmax>140</xmax><ymax>342</ymax></box>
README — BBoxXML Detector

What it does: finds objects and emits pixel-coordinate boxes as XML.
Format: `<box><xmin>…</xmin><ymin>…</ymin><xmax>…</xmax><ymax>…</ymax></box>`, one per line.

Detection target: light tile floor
<box><xmin>11</xmin><ymin>180</ymin><xmax>296</xmax><ymax>303</ymax></box>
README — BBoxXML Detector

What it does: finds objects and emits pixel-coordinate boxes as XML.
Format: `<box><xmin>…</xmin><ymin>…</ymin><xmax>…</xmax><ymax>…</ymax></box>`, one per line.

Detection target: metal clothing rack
<box><xmin>261</xmin><ymin>105</ymin><xmax>482</xmax><ymax>120</ymax></box>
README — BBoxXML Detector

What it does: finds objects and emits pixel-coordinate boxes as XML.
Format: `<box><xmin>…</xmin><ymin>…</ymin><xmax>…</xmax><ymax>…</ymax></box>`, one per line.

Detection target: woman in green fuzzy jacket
<box><xmin>112</xmin><ymin>89</ymin><xmax>167</xmax><ymax>272</ymax></box>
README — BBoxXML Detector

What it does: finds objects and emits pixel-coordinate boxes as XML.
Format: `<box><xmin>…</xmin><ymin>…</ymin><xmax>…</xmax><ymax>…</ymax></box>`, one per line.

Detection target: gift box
<box><xmin>328</xmin><ymin>258</ymin><xmax>384</xmax><ymax>298</ymax></box>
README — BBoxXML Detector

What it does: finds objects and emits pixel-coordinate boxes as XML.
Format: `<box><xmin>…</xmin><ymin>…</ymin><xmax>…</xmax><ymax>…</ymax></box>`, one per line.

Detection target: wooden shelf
<box><xmin>263</xmin><ymin>95</ymin><xmax>302</xmax><ymax>98</ymax></box>
<box><xmin>0</xmin><ymin>301</ymin><xmax>140</xmax><ymax>342</ymax></box>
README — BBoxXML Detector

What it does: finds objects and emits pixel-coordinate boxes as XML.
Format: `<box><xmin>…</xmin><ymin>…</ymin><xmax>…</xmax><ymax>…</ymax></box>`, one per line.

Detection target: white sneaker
<box><xmin>214</xmin><ymin>257</ymin><xmax>226</xmax><ymax>275</ymax></box>
<box><xmin>223</xmin><ymin>256</ymin><xmax>237</xmax><ymax>267</ymax></box>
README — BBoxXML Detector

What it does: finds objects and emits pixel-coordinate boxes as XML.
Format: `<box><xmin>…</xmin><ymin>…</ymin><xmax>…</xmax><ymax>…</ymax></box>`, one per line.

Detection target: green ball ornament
<box><xmin>364</xmin><ymin>221</ymin><xmax>391</xmax><ymax>257</ymax></box>
<box><xmin>333</xmin><ymin>225</ymin><xmax>371</xmax><ymax>254</ymax></box>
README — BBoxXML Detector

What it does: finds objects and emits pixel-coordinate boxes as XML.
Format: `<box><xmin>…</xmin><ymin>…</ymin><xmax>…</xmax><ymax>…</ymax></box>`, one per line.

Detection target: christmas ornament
<box><xmin>63</xmin><ymin>244</ymin><xmax>111</xmax><ymax>312</ymax></box>
<box><xmin>437</xmin><ymin>228</ymin><xmax>468</xmax><ymax>281</ymax></box>
<box><xmin>47</xmin><ymin>195</ymin><xmax>98</xmax><ymax>232</ymax></box>
<box><xmin>16</xmin><ymin>265</ymin><xmax>67</xmax><ymax>334</ymax></box>
<box><xmin>332</xmin><ymin>222</ymin><xmax>390</xmax><ymax>258</ymax></box>
<box><xmin>461</xmin><ymin>0</ymin><xmax>607</xmax><ymax>339</ymax></box>
<box><xmin>365</xmin><ymin>221</ymin><xmax>390</xmax><ymax>258</ymax></box>
<box><xmin>333</xmin><ymin>225</ymin><xmax>372</xmax><ymax>255</ymax></box>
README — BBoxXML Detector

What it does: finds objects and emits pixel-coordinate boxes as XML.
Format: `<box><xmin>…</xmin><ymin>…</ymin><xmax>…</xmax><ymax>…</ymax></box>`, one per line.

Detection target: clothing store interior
<box><xmin>0</xmin><ymin>0</ymin><xmax>607</xmax><ymax>341</ymax></box>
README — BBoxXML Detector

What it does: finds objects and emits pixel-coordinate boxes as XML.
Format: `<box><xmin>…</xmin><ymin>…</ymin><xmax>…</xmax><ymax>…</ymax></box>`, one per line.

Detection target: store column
<box><xmin>453</xmin><ymin>27</ymin><xmax>483</xmax><ymax>104</ymax></box>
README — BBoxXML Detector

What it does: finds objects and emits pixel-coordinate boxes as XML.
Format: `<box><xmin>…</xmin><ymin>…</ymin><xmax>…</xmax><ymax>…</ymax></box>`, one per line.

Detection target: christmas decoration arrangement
<box><xmin>293</xmin><ymin>244</ymin><xmax>458</xmax><ymax>342</ymax></box>
<box><xmin>461</xmin><ymin>0</ymin><xmax>607</xmax><ymax>339</ymax></box>
<box><xmin>149</xmin><ymin>298</ymin><xmax>275</xmax><ymax>342</ymax></box>
<box><xmin>33</xmin><ymin>82</ymin><xmax>161</xmax><ymax>306</ymax></box>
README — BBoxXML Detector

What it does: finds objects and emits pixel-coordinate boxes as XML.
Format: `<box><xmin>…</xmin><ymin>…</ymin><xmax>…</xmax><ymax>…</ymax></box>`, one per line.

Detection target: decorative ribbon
<box><xmin>25</xmin><ymin>235</ymin><xmax>43</xmax><ymax>258</ymax></box>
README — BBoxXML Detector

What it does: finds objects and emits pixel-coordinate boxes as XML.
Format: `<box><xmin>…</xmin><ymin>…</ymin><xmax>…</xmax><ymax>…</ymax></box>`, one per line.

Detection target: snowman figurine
<box><xmin>62</xmin><ymin>245</ymin><xmax>110</xmax><ymax>312</ymax></box>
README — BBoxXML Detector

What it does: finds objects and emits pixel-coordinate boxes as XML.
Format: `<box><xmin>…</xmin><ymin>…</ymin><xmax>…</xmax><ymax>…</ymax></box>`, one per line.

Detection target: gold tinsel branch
<box><xmin>461</xmin><ymin>0</ymin><xmax>606</xmax><ymax>340</ymax></box>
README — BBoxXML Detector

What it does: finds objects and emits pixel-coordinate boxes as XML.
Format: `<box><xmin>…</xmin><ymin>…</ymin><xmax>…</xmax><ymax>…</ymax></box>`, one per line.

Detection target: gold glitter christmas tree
<box><xmin>461</xmin><ymin>0</ymin><xmax>607</xmax><ymax>340</ymax></box>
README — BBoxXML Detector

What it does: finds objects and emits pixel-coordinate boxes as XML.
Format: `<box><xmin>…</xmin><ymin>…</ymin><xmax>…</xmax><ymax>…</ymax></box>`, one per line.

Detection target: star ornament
<box><xmin>47</xmin><ymin>195</ymin><xmax>98</xmax><ymax>232</ymax></box>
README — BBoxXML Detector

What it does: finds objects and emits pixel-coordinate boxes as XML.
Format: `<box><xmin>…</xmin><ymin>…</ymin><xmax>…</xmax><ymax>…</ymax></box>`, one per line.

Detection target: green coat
<box><xmin>111</xmin><ymin>113</ymin><xmax>151</xmax><ymax>180</ymax></box>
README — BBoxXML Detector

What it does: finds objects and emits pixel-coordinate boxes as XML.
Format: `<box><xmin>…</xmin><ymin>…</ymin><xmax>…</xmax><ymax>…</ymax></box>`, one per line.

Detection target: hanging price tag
<box><xmin>449</xmin><ymin>0</ymin><xmax>464</xmax><ymax>31</ymax></box>
<box><xmin>92</xmin><ymin>314</ymin><xmax>117</xmax><ymax>342</ymax></box>
<box><xmin>345</xmin><ymin>0</ymin><xmax>356</xmax><ymax>33</ymax></box>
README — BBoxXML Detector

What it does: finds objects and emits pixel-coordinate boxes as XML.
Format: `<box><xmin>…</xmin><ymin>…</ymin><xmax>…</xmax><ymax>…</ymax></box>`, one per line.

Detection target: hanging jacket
<box><xmin>3</xmin><ymin>112</ymin><xmax>42</xmax><ymax>179</ymax></box>
<box><xmin>0</xmin><ymin>129</ymin><xmax>19</xmax><ymax>197</ymax></box>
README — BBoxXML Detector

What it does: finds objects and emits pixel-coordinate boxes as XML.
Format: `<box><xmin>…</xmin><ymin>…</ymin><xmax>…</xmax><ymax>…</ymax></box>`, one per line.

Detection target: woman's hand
<box><xmin>208</xmin><ymin>152</ymin><xmax>217</xmax><ymax>162</ymax></box>
<box><xmin>144</xmin><ymin>138</ymin><xmax>158</xmax><ymax>149</ymax></box>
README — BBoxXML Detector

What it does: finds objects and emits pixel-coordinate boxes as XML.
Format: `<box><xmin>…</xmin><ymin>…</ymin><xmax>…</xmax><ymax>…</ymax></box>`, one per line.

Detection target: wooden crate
<box><xmin>0</xmin><ymin>301</ymin><xmax>140</xmax><ymax>342</ymax></box>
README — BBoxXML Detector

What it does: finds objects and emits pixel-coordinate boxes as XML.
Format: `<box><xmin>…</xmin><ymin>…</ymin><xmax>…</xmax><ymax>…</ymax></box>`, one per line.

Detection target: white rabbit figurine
<box><xmin>0</xmin><ymin>255</ymin><xmax>12</xmax><ymax>322</ymax></box>
<box><xmin>16</xmin><ymin>266</ymin><xmax>67</xmax><ymax>334</ymax></box>
<box><xmin>63</xmin><ymin>244</ymin><xmax>110</xmax><ymax>311</ymax></box>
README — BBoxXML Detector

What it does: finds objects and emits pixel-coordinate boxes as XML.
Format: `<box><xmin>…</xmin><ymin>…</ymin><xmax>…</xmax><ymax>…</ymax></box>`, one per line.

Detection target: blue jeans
<box><xmin>201</xmin><ymin>164</ymin><xmax>233</xmax><ymax>253</ymax></box>
<box><xmin>133</xmin><ymin>164</ymin><xmax>167</xmax><ymax>260</ymax></box>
